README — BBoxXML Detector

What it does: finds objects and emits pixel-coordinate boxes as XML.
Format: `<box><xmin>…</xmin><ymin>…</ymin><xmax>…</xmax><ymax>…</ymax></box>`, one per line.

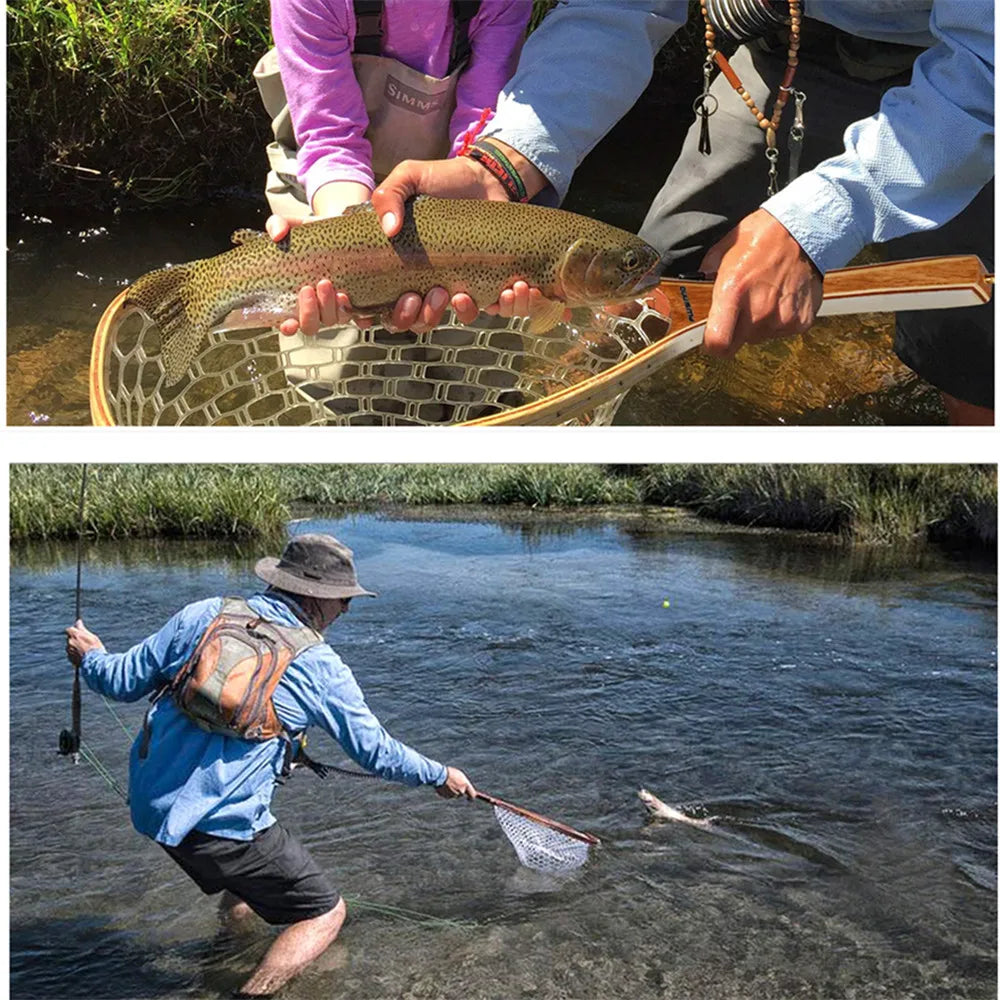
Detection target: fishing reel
<box><xmin>704</xmin><ymin>0</ymin><xmax>790</xmax><ymax>43</ymax></box>
<box><xmin>58</xmin><ymin>727</ymin><xmax>81</xmax><ymax>762</ymax></box>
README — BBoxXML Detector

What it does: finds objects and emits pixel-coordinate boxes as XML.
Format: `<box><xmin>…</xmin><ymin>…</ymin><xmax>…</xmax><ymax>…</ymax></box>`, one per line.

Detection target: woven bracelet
<box><xmin>462</xmin><ymin>141</ymin><xmax>529</xmax><ymax>202</ymax></box>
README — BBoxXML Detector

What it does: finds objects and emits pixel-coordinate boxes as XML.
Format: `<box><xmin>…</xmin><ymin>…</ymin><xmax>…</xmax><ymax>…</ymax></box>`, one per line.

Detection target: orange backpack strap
<box><xmin>139</xmin><ymin>598</ymin><xmax>322</xmax><ymax>758</ymax></box>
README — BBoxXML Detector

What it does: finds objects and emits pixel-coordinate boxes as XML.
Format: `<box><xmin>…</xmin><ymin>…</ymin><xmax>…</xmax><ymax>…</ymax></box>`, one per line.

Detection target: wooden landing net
<box><xmin>90</xmin><ymin>255</ymin><xmax>991</xmax><ymax>427</ymax></box>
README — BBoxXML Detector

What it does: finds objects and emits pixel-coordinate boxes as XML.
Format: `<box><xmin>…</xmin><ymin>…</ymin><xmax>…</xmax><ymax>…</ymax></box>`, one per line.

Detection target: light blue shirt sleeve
<box><xmin>485</xmin><ymin>1</ymin><xmax>992</xmax><ymax>272</ymax></box>
<box><xmin>80</xmin><ymin>597</ymin><xmax>222</xmax><ymax>702</ymax></box>
<box><xmin>275</xmin><ymin>645</ymin><xmax>449</xmax><ymax>787</ymax></box>
<box><xmin>482</xmin><ymin>0</ymin><xmax>687</xmax><ymax>203</ymax></box>
<box><xmin>764</xmin><ymin>0</ymin><xmax>995</xmax><ymax>273</ymax></box>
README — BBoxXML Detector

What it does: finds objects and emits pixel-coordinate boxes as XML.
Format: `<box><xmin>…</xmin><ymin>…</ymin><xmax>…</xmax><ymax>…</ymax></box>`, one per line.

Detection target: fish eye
<box><xmin>622</xmin><ymin>250</ymin><xmax>641</xmax><ymax>271</ymax></box>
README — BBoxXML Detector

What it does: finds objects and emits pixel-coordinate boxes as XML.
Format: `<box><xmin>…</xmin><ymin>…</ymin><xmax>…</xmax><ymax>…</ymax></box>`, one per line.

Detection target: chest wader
<box><xmin>139</xmin><ymin>598</ymin><xmax>322</xmax><ymax>776</ymax></box>
<box><xmin>254</xmin><ymin>0</ymin><xmax>482</xmax><ymax>220</ymax></box>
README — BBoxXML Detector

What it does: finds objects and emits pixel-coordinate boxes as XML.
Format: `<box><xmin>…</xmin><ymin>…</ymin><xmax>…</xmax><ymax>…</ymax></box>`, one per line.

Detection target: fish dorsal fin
<box><xmin>230</xmin><ymin>228</ymin><xmax>267</xmax><ymax>246</ymax></box>
<box><xmin>343</xmin><ymin>202</ymin><xmax>375</xmax><ymax>217</ymax></box>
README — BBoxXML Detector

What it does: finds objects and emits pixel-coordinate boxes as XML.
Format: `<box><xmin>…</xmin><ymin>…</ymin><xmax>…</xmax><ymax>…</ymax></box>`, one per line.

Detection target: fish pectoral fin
<box><xmin>230</xmin><ymin>228</ymin><xmax>268</xmax><ymax>246</ymax></box>
<box><xmin>526</xmin><ymin>299</ymin><xmax>570</xmax><ymax>334</ymax></box>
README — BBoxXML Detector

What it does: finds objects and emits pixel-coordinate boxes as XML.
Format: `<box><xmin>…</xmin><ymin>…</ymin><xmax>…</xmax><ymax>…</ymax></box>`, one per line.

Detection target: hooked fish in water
<box><xmin>638</xmin><ymin>788</ymin><xmax>714</xmax><ymax>828</ymax></box>
<box><xmin>124</xmin><ymin>197</ymin><xmax>662</xmax><ymax>384</ymax></box>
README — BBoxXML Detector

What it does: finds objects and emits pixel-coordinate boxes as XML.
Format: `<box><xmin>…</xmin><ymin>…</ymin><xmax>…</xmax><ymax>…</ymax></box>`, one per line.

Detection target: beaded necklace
<box><xmin>696</xmin><ymin>0</ymin><xmax>806</xmax><ymax>197</ymax></box>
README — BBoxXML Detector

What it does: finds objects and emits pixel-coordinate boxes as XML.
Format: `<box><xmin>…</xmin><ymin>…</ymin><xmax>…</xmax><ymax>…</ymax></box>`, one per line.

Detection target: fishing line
<box><xmin>341</xmin><ymin>894</ymin><xmax>477</xmax><ymax>929</ymax></box>
<box><xmin>78</xmin><ymin>740</ymin><xmax>129</xmax><ymax>802</ymax></box>
<box><xmin>101</xmin><ymin>695</ymin><xmax>138</xmax><ymax>743</ymax></box>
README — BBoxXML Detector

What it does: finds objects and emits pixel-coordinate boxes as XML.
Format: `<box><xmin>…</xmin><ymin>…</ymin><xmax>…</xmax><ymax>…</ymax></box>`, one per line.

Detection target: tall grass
<box><xmin>10</xmin><ymin>464</ymin><xmax>286</xmax><ymax>540</ymax></box>
<box><xmin>10</xmin><ymin>0</ymin><xmax>273</xmax><ymax>208</ymax></box>
<box><xmin>9</xmin><ymin>464</ymin><xmax>996</xmax><ymax>549</ymax></box>
<box><xmin>9</xmin><ymin>0</ymin><xmax>560</xmax><ymax>210</ymax></box>
<box><xmin>639</xmin><ymin>464</ymin><xmax>997</xmax><ymax>546</ymax></box>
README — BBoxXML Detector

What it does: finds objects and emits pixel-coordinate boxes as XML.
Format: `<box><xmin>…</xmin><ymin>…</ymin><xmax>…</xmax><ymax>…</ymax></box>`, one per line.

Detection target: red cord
<box><xmin>456</xmin><ymin>107</ymin><xmax>492</xmax><ymax>156</ymax></box>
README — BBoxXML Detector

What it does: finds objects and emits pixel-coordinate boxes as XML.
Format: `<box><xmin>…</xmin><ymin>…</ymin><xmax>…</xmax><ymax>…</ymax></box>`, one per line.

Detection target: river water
<box><xmin>6</xmin><ymin>202</ymin><xmax>942</xmax><ymax>427</ymax></box>
<box><xmin>9</xmin><ymin>510</ymin><xmax>996</xmax><ymax>999</ymax></box>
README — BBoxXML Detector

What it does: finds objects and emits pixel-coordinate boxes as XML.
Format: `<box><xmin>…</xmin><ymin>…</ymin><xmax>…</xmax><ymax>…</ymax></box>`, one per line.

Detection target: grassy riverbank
<box><xmin>8</xmin><ymin>1</ymin><xmax>702</xmax><ymax>212</ymax></box>
<box><xmin>9</xmin><ymin>0</ymin><xmax>272</xmax><ymax>210</ymax></box>
<box><xmin>9</xmin><ymin>464</ymin><xmax>996</xmax><ymax>549</ymax></box>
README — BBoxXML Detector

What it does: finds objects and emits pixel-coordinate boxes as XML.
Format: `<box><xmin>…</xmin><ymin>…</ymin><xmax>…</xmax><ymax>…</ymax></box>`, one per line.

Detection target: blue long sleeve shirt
<box><xmin>80</xmin><ymin>593</ymin><xmax>448</xmax><ymax>846</ymax></box>
<box><xmin>485</xmin><ymin>0</ymin><xmax>994</xmax><ymax>273</ymax></box>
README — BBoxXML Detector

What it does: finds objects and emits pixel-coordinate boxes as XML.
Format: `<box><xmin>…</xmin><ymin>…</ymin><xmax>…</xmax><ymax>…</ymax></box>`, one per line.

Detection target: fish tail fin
<box><xmin>125</xmin><ymin>264</ymin><xmax>201</xmax><ymax>384</ymax></box>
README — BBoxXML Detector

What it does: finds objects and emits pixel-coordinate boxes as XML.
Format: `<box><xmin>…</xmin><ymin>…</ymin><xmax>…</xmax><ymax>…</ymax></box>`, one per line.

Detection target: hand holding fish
<box><xmin>265</xmin><ymin>211</ymin><xmax>479</xmax><ymax>336</ymax></box>
<box><xmin>65</xmin><ymin>619</ymin><xmax>105</xmax><ymax>667</ymax></box>
<box><xmin>370</xmin><ymin>150</ymin><xmax>554</xmax><ymax>329</ymax></box>
<box><xmin>699</xmin><ymin>209</ymin><xmax>823</xmax><ymax>357</ymax></box>
<box><xmin>372</xmin><ymin>151</ymin><xmax>545</xmax><ymax>238</ymax></box>
<box><xmin>267</xmin><ymin>208</ymin><xmax>557</xmax><ymax>335</ymax></box>
<box><xmin>265</xmin><ymin>156</ymin><xmax>520</xmax><ymax>336</ymax></box>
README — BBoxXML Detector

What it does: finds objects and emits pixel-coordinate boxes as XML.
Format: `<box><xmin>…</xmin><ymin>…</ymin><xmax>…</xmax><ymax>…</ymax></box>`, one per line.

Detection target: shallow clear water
<box><xmin>6</xmin><ymin>172</ymin><xmax>945</xmax><ymax>427</ymax></box>
<box><xmin>10</xmin><ymin>511</ymin><xmax>996</xmax><ymax>999</ymax></box>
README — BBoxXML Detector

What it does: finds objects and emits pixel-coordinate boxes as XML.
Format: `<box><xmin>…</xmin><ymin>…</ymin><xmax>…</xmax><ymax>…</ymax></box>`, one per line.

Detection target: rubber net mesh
<box><xmin>492</xmin><ymin>805</ymin><xmax>591</xmax><ymax>873</ymax></box>
<box><xmin>96</xmin><ymin>304</ymin><xmax>671</xmax><ymax>427</ymax></box>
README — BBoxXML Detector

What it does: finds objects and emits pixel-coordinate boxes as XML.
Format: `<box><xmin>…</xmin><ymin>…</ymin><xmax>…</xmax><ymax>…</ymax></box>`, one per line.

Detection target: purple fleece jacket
<box><xmin>271</xmin><ymin>0</ymin><xmax>531</xmax><ymax>205</ymax></box>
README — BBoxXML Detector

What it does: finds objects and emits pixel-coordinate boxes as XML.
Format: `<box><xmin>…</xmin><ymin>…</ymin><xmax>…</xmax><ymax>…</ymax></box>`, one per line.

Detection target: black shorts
<box><xmin>161</xmin><ymin>823</ymin><xmax>340</xmax><ymax>926</ymax></box>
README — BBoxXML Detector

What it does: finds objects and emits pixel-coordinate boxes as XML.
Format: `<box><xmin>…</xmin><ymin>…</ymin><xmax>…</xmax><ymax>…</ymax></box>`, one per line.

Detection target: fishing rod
<box><xmin>58</xmin><ymin>463</ymin><xmax>88</xmax><ymax>764</ymax></box>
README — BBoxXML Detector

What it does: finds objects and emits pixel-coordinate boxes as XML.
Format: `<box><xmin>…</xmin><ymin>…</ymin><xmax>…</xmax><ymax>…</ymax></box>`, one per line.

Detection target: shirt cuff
<box><xmin>79</xmin><ymin>646</ymin><xmax>105</xmax><ymax>681</ymax></box>
<box><xmin>81</xmin><ymin>647</ymin><xmax>103</xmax><ymax>667</ymax></box>
<box><xmin>762</xmin><ymin>171</ymin><xmax>872</xmax><ymax>275</ymax></box>
<box><xmin>482</xmin><ymin>106</ymin><xmax>572</xmax><ymax>206</ymax></box>
<box><xmin>432</xmin><ymin>763</ymin><xmax>449</xmax><ymax>786</ymax></box>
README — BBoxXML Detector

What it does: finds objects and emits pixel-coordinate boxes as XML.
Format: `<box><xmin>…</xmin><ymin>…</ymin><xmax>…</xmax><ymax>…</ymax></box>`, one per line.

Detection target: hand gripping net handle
<box><xmin>475</xmin><ymin>791</ymin><xmax>599</xmax><ymax>873</ymax></box>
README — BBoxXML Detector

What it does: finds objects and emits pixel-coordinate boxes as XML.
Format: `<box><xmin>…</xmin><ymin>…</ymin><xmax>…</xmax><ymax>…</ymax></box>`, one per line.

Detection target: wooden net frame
<box><xmin>90</xmin><ymin>256</ymin><xmax>991</xmax><ymax>427</ymax></box>
<box><xmin>90</xmin><ymin>294</ymin><xmax>665</xmax><ymax>427</ymax></box>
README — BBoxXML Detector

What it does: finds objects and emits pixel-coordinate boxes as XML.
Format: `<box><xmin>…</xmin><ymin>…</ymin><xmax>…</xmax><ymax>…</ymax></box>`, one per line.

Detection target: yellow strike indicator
<box><xmin>662</xmin><ymin>600</ymin><xmax>670</xmax><ymax>608</ymax></box>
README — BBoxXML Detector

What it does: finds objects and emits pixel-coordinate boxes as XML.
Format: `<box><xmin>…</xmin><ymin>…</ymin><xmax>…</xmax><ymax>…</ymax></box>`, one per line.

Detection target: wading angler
<box><xmin>65</xmin><ymin>533</ymin><xmax>477</xmax><ymax>999</ymax></box>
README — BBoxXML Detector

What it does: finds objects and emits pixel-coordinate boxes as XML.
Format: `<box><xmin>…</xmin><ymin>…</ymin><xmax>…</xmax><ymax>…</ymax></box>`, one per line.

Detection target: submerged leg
<box><xmin>236</xmin><ymin>897</ymin><xmax>347</xmax><ymax>997</ymax></box>
<box><xmin>219</xmin><ymin>890</ymin><xmax>259</xmax><ymax>933</ymax></box>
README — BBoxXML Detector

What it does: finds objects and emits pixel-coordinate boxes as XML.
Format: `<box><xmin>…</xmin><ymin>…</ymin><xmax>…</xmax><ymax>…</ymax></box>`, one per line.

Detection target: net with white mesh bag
<box><xmin>492</xmin><ymin>804</ymin><xmax>592</xmax><ymax>872</ymax></box>
<box><xmin>90</xmin><ymin>254</ymin><xmax>992</xmax><ymax>427</ymax></box>
<box><xmin>89</xmin><ymin>291</ymin><xmax>676</xmax><ymax>427</ymax></box>
<box><xmin>477</xmin><ymin>791</ymin><xmax>599</xmax><ymax>873</ymax></box>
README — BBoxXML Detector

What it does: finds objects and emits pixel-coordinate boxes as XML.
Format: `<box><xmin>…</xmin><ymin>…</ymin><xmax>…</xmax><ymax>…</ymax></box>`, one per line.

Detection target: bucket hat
<box><xmin>255</xmin><ymin>533</ymin><xmax>377</xmax><ymax>600</ymax></box>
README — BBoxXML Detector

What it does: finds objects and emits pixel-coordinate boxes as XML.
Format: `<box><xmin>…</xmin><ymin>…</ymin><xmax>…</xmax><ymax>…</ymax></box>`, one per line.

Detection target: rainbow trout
<box><xmin>124</xmin><ymin>197</ymin><xmax>661</xmax><ymax>383</ymax></box>
<box><xmin>638</xmin><ymin>788</ymin><xmax>715</xmax><ymax>828</ymax></box>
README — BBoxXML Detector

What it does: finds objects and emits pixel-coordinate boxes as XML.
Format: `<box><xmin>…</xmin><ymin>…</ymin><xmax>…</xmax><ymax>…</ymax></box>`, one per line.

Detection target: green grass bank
<box><xmin>8</xmin><ymin>1</ymin><xmax>703</xmax><ymax>212</ymax></box>
<box><xmin>10</xmin><ymin>464</ymin><xmax>996</xmax><ymax>549</ymax></box>
<box><xmin>6</xmin><ymin>0</ymin><xmax>556</xmax><ymax>210</ymax></box>
<box><xmin>9</xmin><ymin>0</ymin><xmax>273</xmax><ymax>210</ymax></box>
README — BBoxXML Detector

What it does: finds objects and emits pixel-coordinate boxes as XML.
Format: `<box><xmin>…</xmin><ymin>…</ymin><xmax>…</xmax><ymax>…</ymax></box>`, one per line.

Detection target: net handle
<box><xmin>461</xmin><ymin>254</ymin><xmax>993</xmax><ymax>426</ymax></box>
<box><xmin>474</xmin><ymin>790</ymin><xmax>600</xmax><ymax>845</ymax></box>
